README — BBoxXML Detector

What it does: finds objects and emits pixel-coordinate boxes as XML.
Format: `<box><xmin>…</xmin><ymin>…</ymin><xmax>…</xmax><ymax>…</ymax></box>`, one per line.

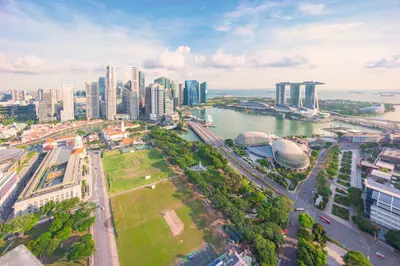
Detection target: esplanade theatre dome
<box><xmin>271</xmin><ymin>139</ymin><xmax>310</xmax><ymax>170</ymax></box>
<box><xmin>235</xmin><ymin>132</ymin><xmax>271</xmax><ymax>147</ymax></box>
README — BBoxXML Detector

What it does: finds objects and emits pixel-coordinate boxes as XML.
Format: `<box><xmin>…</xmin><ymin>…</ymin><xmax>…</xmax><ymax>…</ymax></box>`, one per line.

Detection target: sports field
<box><xmin>110</xmin><ymin>178</ymin><xmax>223</xmax><ymax>266</ymax></box>
<box><xmin>102</xmin><ymin>149</ymin><xmax>177</xmax><ymax>194</ymax></box>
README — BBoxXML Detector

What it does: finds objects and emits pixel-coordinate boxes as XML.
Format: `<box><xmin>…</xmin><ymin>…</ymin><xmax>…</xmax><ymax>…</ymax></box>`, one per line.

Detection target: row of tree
<box><xmin>150</xmin><ymin>128</ymin><xmax>293</xmax><ymax>266</ymax></box>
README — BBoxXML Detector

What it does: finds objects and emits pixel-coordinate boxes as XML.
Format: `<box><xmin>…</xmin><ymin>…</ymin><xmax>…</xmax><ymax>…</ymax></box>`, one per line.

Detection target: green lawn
<box><xmin>103</xmin><ymin>149</ymin><xmax>178</xmax><ymax>194</ymax></box>
<box><xmin>110</xmin><ymin>178</ymin><xmax>221</xmax><ymax>266</ymax></box>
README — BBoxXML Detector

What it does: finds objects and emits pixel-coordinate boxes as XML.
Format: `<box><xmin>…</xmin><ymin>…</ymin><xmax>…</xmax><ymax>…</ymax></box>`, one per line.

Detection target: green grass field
<box><xmin>103</xmin><ymin>149</ymin><xmax>177</xmax><ymax>194</ymax></box>
<box><xmin>111</xmin><ymin>178</ymin><xmax>221</xmax><ymax>266</ymax></box>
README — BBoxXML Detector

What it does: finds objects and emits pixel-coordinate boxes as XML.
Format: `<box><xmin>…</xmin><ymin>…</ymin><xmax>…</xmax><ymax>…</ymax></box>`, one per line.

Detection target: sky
<box><xmin>0</xmin><ymin>0</ymin><xmax>399</xmax><ymax>91</ymax></box>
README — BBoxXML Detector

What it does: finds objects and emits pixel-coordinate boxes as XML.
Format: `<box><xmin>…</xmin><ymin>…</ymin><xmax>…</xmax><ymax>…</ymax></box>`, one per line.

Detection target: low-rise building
<box><xmin>102</xmin><ymin>121</ymin><xmax>129</xmax><ymax>142</ymax></box>
<box><xmin>340</xmin><ymin>132</ymin><xmax>383</xmax><ymax>143</ymax></box>
<box><xmin>360</xmin><ymin>103</ymin><xmax>385</xmax><ymax>114</ymax></box>
<box><xmin>43</xmin><ymin>135</ymin><xmax>75</xmax><ymax>151</ymax></box>
<box><xmin>13</xmin><ymin>135</ymin><xmax>85</xmax><ymax>216</ymax></box>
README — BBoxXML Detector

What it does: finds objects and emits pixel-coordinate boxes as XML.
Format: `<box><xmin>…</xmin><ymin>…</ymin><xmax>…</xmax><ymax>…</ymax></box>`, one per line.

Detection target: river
<box><xmin>181</xmin><ymin>107</ymin><xmax>383</xmax><ymax>141</ymax></box>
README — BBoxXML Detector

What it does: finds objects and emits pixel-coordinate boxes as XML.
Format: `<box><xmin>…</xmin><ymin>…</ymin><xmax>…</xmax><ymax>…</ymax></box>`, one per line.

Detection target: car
<box><xmin>376</xmin><ymin>252</ymin><xmax>384</xmax><ymax>259</ymax></box>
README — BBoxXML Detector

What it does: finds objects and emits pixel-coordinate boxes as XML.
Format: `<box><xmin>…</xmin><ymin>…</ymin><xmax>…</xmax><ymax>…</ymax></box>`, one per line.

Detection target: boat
<box><xmin>276</xmin><ymin>113</ymin><xmax>286</xmax><ymax>119</ymax></box>
<box><xmin>380</xmin><ymin>94</ymin><xmax>394</xmax><ymax>97</ymax></box>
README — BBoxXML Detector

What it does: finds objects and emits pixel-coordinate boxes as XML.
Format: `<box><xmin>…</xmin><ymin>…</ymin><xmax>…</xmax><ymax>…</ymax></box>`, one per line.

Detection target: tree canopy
<box><xmin>298</xmin><ymin>213</ymin><xmax>315</xmax><ymax>229</ymax></box>
<box><xmin>385</xmin><ymin>230</ymin><xmax>400</xmax><ymax>250</ymax></box>
<box><xmin>343</xmin><ymin>250</ymin><xmax>372</xmax><ymax>266</ymax></box>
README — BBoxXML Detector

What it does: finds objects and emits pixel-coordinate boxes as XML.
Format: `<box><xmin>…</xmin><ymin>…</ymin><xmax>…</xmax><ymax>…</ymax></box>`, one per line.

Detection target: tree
<box><xmin>67</xmin><ymin>234</ymin><xmax>95</xmax><ymax>263</ymax></box>
<box><xmin>347</xmin><ymin>187</ymin><xmax>363</xmax><ymax>211</ymax></box>
<box><xmin>27</xmin><ymin>232</ymin><xmax>52</xmax><ymax>259</ymax></box>
<box><xmin>385</xmin><ymin>230</ymin><xmax>400</xmax><ymax>250</ymax></box>
<box><xmin>224</xmin><ymin>138</ymin><xmax>234</xmax><ymax>147</ymax></box>
<box><xmin>343</xmin><ymin>250</ymin><xmax>372</xmax><ymax>266</ymax></box>
<box><xmin>312</xmin><ymin>223</ymin><xmax>326</xmax><ymax>244</ymax></box>
<box><xmin>261</xmin><ymin>222</ymin><xmax>285</xmax><ymax>246</ymax></box>
<box><xmin>252</xmin><ymin>235</ymin><xmax>277</xmax><ymax>266</ymax></box>
<box><xmin>298</xmin><ymin>213</ymin><xmax>315</xmax><ymax>229</ymax></box>
<box><xmin>8</xmin><ymin>213</ymin><xmax>40</xmax><ymax>233</ymax></box>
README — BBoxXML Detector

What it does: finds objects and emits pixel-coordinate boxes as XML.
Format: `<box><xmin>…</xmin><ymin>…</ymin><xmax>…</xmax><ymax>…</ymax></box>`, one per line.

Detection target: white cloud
<box><xmin>215</xmin><ymin>24</ymin><xmax>231</xmax><ymax>32</ymax></box>
<box><xmin>176</xmin><ymin>45</ymin><xmax>191</xmax><ymax>53</ymax></box>
<box><xmin>0</xmin><ymin>54</ymin><xmax>47</xmax><ymax>74</ymax></box>
<box><xmin>210</xmin><ymin>50</ymin><xmax>246</xmax><ymax>68</ymax></box>
<box><xmin>298</xmin><ymin>3</ymin><xmax>326</xmax><ymax>15</ymax></box>
<box><xmin>235</xmin><ymin>24</ymin><xmax>257</xmax><ymax>37</ymax></box>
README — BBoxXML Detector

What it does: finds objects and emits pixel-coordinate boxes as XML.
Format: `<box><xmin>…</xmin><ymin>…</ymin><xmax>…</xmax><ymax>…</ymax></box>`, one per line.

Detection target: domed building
<box><xmin>235</xmin><ymin>132</ymin><xmax>272</xmax><ymax>147</ymax></box>
<box><xmin>272</xmin><ymin>139</ymin><xmax>310</xmax><ymax>171</ymax></box>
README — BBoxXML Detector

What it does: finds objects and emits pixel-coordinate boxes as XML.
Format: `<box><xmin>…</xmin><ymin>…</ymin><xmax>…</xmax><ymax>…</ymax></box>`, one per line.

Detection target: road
<box><xmin>281</xmin><ymin>149</ymin><xmax>400</xmax><ymax>266</ymax></box>
<box><xmin>89</xmin><ymin>151</ymin><xmax>120</xmax><ymax>266</ymax></box>
<box><xmin>188</xmin><ymin>121</ymin><xmax>293</xmax><ymax>199</ymax></box>
<box><xmin>188</xmin><ymin>121</ymin><xmax>400</xmax><ymax>265</ymax></box>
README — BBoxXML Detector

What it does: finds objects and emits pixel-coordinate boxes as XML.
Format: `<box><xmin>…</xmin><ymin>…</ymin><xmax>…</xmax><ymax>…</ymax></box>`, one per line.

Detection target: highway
<box><xmin>188</xmin><ymin>122</ymin><xmax>293</xmax><ymax>199</ymax></box>
<box><xmin>89</xmin><ymin>151</ymin><xmax>120</xmax><ymax>266</ymax></box>
<box><xmin>188</xmin><ymin>121</ymin><xmax>400</xmax><ymax>266</ymax></box>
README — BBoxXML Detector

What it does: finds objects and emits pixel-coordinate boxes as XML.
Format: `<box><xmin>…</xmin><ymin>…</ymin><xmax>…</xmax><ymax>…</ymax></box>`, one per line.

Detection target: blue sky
<box><xmin>0</xmin><ymin>0</ymin><xmax>399</xmax><ymax>90</ymax></box>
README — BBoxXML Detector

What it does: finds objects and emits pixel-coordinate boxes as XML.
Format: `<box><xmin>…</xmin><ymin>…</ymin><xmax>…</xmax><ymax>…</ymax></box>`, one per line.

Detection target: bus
<box><xmin>295</xmin><ymin>208</ymin><xmax>305</xmax><ymax>211</ymax></box>
<box><xmin>319</xmin><ymin>216</ymin><xmax>331</xmax><ymax>224</ymax></box>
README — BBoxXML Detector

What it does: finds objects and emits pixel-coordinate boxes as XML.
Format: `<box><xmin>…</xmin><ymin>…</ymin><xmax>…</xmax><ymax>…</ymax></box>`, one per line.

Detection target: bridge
<box><xmin>187</xmin><ymin>121</ymin><xmax>293</xmax><ymax>199</ymax></box>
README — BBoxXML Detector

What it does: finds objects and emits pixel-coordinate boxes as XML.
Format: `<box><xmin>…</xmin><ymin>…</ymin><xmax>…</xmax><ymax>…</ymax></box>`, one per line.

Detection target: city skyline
<box><xmin>0</xmin><ymin>0</ymin><xmax>399</xmax><ymax>91</ymax></box>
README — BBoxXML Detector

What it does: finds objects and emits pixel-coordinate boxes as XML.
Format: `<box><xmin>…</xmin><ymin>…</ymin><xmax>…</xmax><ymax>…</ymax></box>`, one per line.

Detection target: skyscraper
<box><xmin>86</xmin><ymin>82</ymin><xmax>100</xmax><ymax>119</ymax></box>
<box><xmin>290</xmin><ymin>83</ymin><xmax>302</xmax><ymax>107</ymax></box>
<box><xmin>154</xmin><ymin>77</ymin><xmax>171</xmax><ymax>90</ymax></box>
<box><xmin>144</xmin><ymin>85</ymin><xmax>152</xmax><ymax>118</ymax></box>
<box><xmin>121</xmin><ymin>67</ymin><xmax>140</xmax><ymax>120</ymax></box>
<box><xmin>139</xmin><ymin>71</ymin><xmax>145</xmax><ymax>107</ymax></box>
<box><xmin>178</xmin><ymin>82</ymin><xmax>184</xmax><ymax>106</ymax></box>
<box><xmin>150</xmin><ymin>84</ymin><xmax>164</xmax><ymax>121</ymax></box>
<box><xmin>200</xmin><ymin>82</ymin><xmax>207</xmax><ymax>104</ymax></box>
<box><xmin>304</xmin><ymin>82</ymin><xmax>321</xmax><ymax>110</ymax></box>
<box><xmin>98</xmin><ymin>77</ymin><xmax>105</xmax><ymax>101</ymax></box>
<box><xmin>275</xmin><ymin>82</ymin><xmax>288</xmax><ymax>106</ymax></box>
<box><xmin>37</xmin><ymin>89</ymin><xmax>43</xmax><ymax>101</ymax></box>
<box><xmin>184</xmin><ymin>80</ymin><xmax>200</xmax><ymax>106</ymax></box>
<box><xmin>164</xmin><ymin>88</ymin><xmax>174</xmax><ymax>114</ymax></box>
<box><xmin>61</xmin><ymin>84</ymin><xmax>74</xmax><ymax>122</ymax></box>
<box><xmin>105</xmin><ymin>65</ymin><xmax>116</xmax><ymax>120</ymax></box>
<box><xmin>38</xmin><ymin>91</ymin><xmax>55</xmax><ymax>122</ymax></box>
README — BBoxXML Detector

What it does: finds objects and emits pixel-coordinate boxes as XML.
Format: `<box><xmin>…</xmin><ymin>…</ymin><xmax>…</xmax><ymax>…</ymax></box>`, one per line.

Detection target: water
<box><xmin>208</xmin><ymin>89</ymin><xmax>400</xmax><ymax>121</ymax></box>
<box><xmin>181</xmin><ymin>107</ymin><xmax>382</xmax><ymax>141</ymax></box>
<box><xmin>208</xmin><ymin>89</ymin><xmax>400</xmax><ymax>104</ymax></box>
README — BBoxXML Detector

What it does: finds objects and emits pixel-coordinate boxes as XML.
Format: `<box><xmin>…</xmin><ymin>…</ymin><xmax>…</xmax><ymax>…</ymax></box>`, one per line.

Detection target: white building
<box><xmin>128</xmin><ymin>67</ymin><xmax>139</xmax><ymax>120</ymax></box>
<box><xmin>106</xmin><ymin>65</ymin><xmax>117</xmax><ymax>120</ymax></box>
<box><xmin>86</xmin><ymin>82</ymin><xmax>100</xmax><ymax>119</ymax></box>
<box><xmin>0</xmin><ymin>171</ymin><xmax>18</xmax><ymax>215</ymax></box>
<box><xmin>150</xmin><ymin>84</ymin><xmax>164</xmax><ymax>121</ymax></box>
<box><xmin>102</xmin><ymin>121</ymin><xmax>128</xmax><ymax>142</ymax></box>
<box><xmin>61</xmin><ymin>84</ymin><xmax>74</xmax><ymax>122</ymax></box>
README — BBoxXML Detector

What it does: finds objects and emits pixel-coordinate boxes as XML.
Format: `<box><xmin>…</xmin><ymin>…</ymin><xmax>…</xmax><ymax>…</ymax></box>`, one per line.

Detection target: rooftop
<box><xmin>0</xmin><ymin>245</ymin><xmax>43</xmax><ymax>266</ymax></box>
<box><xmin>381</xmin><ymin>148</ymin><xmax>400</xmax><ymax>159</ymax></box>
<box><xmin>20</xmin><ymin>146</ymin><xmax>81</xmax><ymax>199</ymax></box>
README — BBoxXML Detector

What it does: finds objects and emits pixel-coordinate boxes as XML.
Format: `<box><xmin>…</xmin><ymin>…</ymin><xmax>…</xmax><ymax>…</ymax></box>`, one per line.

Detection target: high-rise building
<box><xmin>105</xmin><ymin>65</ymin><xmax>117</xmax><ymax>120</ymax></box>
<box><xmin>38</xmin><ymin>91</ymin><xmax>55</xmax><ymax>122</ymax></box>
<box><xmin>121</xmin><ymin>83</ymin><xmax>130</xmax><ymax>114</ymax></box>
<box><xmin>61</xmin><ymin>84</ymin><xmax>74</xmax><ymax>122</ymax></box>
<box><xmin>150</xmin><ymin>84</ymin><xmax>164</xmax><ymax>121</ymax></box>
<box><xmin>275</xmin><ymin>82</ymin><xmax>288</xmax><ymax>106</ymax></box>
<box><xmin>178</xmin><ymin>82</ymin><xmax>184</xmax><ymax>106</ymax></box>
<box><xmin>129</xmin><ymin>67</ymin><xmax>139</xmax><ymax>120</ymax></box>
<box><xmin>86</xmin><ymin>82</ymin><xmax>100</xmax><ymax>119</ymax></box>
<box><xmin>98</xmin><ymin>77</ymin><xmax>106</xmax><ymax>101</ymax></box>
<box><xmin>171</xmin><ymin>80</ymin><xmax>179</xmax><ymax>98</ymax></box>
<box><xmin>184</xmin><ymin>80</ymin><xmax>200</xmax><ymax>106</ymax></box>
<box><xmin>139</xmin><ymin>71</ymin><xmax>145</xmax><ymax>107</ymax></box>
<box><xmin>304</xmin><ymin>82</ymin><xmax>320</xmax><ymax>110</ymax></box>
<box><xmin>0</xmin><ymin>104</ymin><xmax>36</xmax><ymax>121</ymax></box>
<box><xmin>164</xmin><ymin>88</ymin><xmax>174</xmax><ymax>114</ymax></box>
<box><xmin>116</xmin><ymin>80</ymin><xmax>124</xmax><ymax>99</ymax></box>
<box><xmin>144</xmin><ymin>86</ymin><xmax>152</xmax><ymax>118</ymax></box>
<box><xmin>200</xmin><ymin>82</ymin><xmax>207</xmax><ymax>104</ymax></box>
<box><xmin>9</xmin><ymin>89</ymin><xmax>26</xmax><ymax>102</ymax></box>
<box><xmin>290</xmin><ymin>83</ymin><xmax>302</xmax><ymax>107</ymax></box>
<box><xmin>154</xmin><ymin>77</ymin><xmax>171</xmax><ymax>90</ymax></box>
<box><xmin>37</xmin><ymin>89</ymin><xmax>43</xmax><ymax>101</ymax></box>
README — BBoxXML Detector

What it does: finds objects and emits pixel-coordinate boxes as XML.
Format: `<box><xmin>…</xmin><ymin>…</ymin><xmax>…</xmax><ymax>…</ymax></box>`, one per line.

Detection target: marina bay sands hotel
<box><xmin>275</xmin><ymin>81</ymin><xmax>325</xmax><ymax>110</ymax></box>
